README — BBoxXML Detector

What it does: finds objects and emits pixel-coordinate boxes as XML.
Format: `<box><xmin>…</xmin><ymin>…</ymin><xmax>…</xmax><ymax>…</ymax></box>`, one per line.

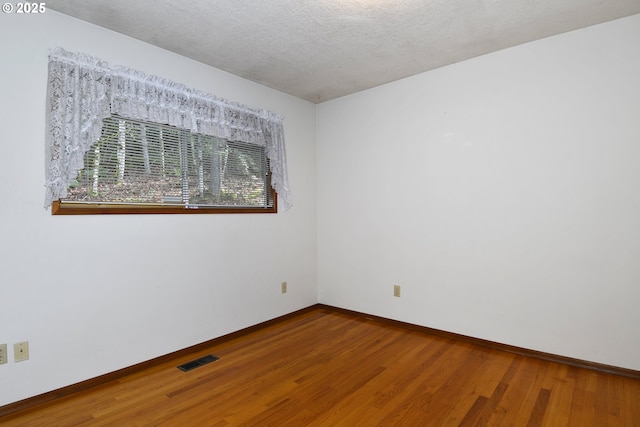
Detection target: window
<box><xmin>54</xmin><ymin>117</ymin><xmax>275</xmax><ymax>214</ymax></box>
<box><xmin>45</xmin><ymin>47</ymin><xmax>291</xmax><ymax>215</ymax></box>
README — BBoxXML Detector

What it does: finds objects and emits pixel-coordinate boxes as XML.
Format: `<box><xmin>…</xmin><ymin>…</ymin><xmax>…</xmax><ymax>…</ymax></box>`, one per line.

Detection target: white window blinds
<box><xmin>64</xmin><ymin>117</ymin><xmax>273</xmax><ymax>208</ymax></box>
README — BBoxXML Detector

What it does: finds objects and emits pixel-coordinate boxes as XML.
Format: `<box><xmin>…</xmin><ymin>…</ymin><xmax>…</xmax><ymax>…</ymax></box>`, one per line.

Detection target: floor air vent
<box><xmin>178</xmin><ymin>354</ymin><xmax>219</xmax><ymax>372</ymax></box>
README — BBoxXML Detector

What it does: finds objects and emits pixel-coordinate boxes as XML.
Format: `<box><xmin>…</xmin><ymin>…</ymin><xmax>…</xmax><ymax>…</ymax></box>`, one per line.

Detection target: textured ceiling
<box><xmin>47</xmin><ymin>0</ymin><xmax>640</xmax><ymax>103</ymax></box>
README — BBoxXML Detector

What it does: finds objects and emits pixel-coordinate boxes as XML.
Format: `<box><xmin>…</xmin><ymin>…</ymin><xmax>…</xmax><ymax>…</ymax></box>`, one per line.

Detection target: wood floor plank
<box><xmin>442</xmin><ymin>350</ymin><xmax>515</xmax><ymax>426</ymax></box>
<box><xmin>462</xmin><ymin>356</ymin><xmax>523</xmax><ymax>427</ymax></box>
<box><xmin>567</xmin><ymin>367</ymin><xmax>598</xmax><ymax>427</ymax></box>
<box><xmin>374</xmin><ymin>345</ymin><xmax>492</xmax><ymax>426</ymax></box>
<box><xmin>622</xmin><ymin>373</ymin><xmax>640</xmax><ymax>426</ymax></box>
<box><xmin>458</xmin><ymin>395</ymin><xmax>489</xmax><ymax>427</ymax></box>
<box><xmin>2</xmin><ymin>307</ymin><xmax>640</xmax><ymax>427</ymax></box>
<box><xmin>319</xmin><ymin>333</ymin><xmax>452</xmax><ymax>427</ymax></box>
<box><xmin>526</xmin><ymin>388</ymin><xmax>551</xmax><ymax>427</ymax></box>
<box><xmin>483</xmin><ymin>358</ymin><xmax>540</xmax><ymax>426</ymax></box>
<box><xmin>471</xmin><ymin>381</ymin><xmax>510</xmax><ymax>427</ymax></box>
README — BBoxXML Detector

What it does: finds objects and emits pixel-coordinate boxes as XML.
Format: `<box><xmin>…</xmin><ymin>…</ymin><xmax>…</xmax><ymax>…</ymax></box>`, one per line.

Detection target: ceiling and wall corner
<box><xmin>315</xmin><ymin>13</ymin><xmax>640</xmax><ymax>371</ymax></box>
<box><xmin>46</xmin><ymin>0</ymin><xmax>640</xmax><ymax>103</ymax></box>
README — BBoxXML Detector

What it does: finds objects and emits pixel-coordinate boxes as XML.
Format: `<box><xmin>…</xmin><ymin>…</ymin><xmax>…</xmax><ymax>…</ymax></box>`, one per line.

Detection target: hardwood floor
<box><xmin>2</xmin><ymin>307</ymin><xmax>640</xmax><ymax>426</ymax></box>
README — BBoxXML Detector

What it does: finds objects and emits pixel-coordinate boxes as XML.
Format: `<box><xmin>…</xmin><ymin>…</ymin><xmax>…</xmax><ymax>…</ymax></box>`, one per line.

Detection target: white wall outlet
<box><xmin>14</xmin><ymin>341</ymin><xmax>29</xmax><ymax>362</ymax></box>
<box><xmin>0</xmin><ymin>344</ymin><xmax>7</xmax><ymax>365</ymax></box>
<box><xmin>281</xmin><ymin>281</ymin><xmax>287</xmax><ymax>294</ymax></box>
<box><xmin>394</xmin><ymin>284</ymin><xmax>401</xmax><ymax>297</ymax></box>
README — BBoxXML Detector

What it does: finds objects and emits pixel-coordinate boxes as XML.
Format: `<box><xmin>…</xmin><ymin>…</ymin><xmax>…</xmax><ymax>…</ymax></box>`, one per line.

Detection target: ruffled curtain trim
<box><xmin>45</xmin><ymin>47</ymin><xmax>291</xmax><ymax>210</ymax></box>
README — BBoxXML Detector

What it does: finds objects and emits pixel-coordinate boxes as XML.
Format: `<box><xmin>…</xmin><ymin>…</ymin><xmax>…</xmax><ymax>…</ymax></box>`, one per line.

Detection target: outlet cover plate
<box><xmin>394</xmin><ymin>284</ymin><xmax>401</xmax><ymax>297</ymax></box>
<box><xmin>0</xmin><ymin>343</ymin><xmax>7</xmax><ymax>365</ymax></box>
<box><xmin>14</xmin><ymin>341</ymin><xmax>29</xmax><ymax>362</ymax></box>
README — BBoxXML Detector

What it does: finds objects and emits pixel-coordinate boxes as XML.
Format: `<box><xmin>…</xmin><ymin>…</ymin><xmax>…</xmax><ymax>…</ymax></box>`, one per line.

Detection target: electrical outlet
<box><xmin>281</xmin><ymin>281</ymin><xmax>287</xmax><ymax>294</ymax></box>
<box><xmin>394</xmin><ymin>284</ymin><xmax>401</xmax><ymax>297</ymax></box>
<box><xmin>0</xmin><ymin>344</ymin><xmax>7</xmax><ymax>365</ymax></box>
<box><xmin>14</xmin><ymin>341</ymin><xmax>29</xmax><ymax>362</ymax></box>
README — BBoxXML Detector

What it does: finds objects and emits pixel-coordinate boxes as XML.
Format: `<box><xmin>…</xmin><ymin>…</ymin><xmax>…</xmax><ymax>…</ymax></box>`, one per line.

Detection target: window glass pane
<box><xmin>63</xmin><ymin>117</ymin><xmax>272</xmax><ymax>209</ymax></box>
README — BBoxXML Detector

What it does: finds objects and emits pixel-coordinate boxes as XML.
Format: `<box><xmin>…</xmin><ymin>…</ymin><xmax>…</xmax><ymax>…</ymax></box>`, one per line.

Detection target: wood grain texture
<box><xmin>2</xmin><ymin>307</ymin><xmax>639</xmax><ymax>426</ymax></box>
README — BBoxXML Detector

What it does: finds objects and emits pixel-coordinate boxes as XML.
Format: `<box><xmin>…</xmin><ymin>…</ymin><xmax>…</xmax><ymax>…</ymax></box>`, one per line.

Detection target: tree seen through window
<box><xmin>63</xmin><ymin>117</ymin><xmax>273</xmax><ymax>209</ymax></box>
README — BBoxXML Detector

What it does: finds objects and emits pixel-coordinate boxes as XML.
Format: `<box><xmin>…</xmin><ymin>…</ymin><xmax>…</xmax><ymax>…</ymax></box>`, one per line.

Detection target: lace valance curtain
<box><xmin>45</xmin><ymin>47</ymin><xmax>291</xmax><ymax>210</ymax></box>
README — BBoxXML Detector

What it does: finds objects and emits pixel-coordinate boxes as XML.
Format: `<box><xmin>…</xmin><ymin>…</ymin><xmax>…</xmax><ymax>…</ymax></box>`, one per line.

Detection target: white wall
<box><xmin>1</xmin><ymin>8</ymin><xmax>639</xmax><ymax>409</ymax></box>
<box><xmin>317</xmin><ymin>14</ymin><xmax>640</xmax><ymax>370</ymax></box>
<box><xmin>0</xmin><ymin>11</ymin><xmax>317</xmax><ymax>406</ymax></box>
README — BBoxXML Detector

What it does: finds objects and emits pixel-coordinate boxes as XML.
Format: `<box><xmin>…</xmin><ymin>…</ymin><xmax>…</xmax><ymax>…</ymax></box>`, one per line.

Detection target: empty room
<box><xmin>1</xmin><ymin>1</ymin><xmax>639</xmax><ymax>425</ymax></box>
